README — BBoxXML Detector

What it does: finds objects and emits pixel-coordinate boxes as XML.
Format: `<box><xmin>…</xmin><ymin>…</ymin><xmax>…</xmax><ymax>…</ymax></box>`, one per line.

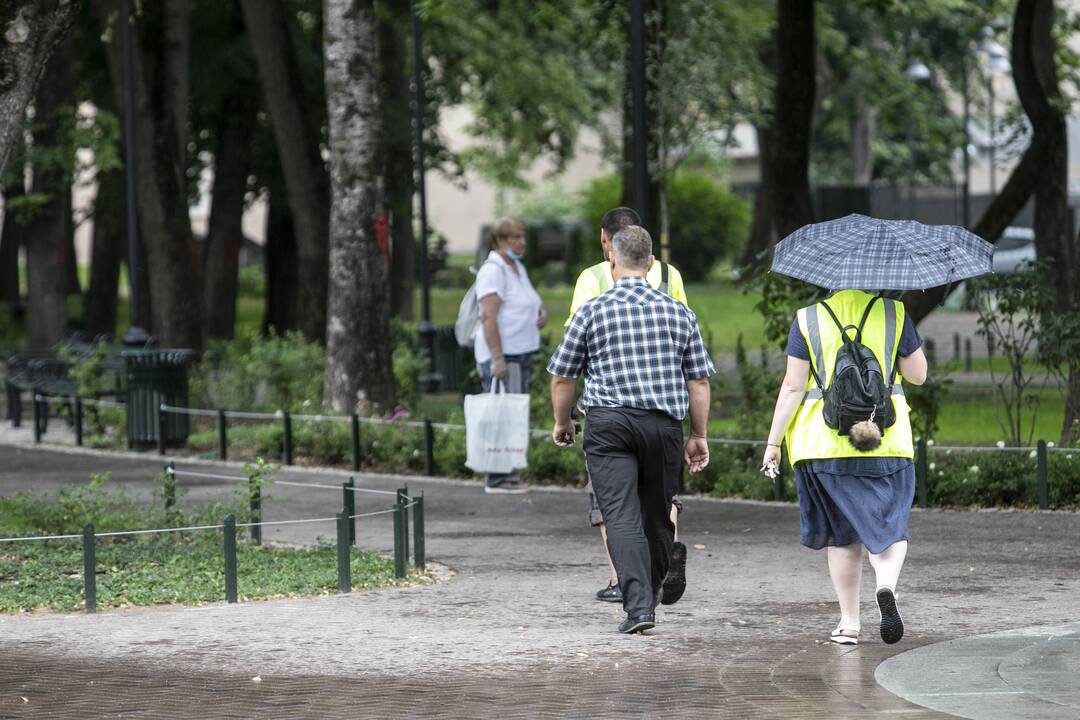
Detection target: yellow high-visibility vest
<box><xmin>785</xmin><ymin>289</ymin><xmax>914</xmax><ymax>463</ymax></box>
<box><xmin>565</xmin><ymin>260</ymin><xmax>687</xmax><ymax>326</ymax></box>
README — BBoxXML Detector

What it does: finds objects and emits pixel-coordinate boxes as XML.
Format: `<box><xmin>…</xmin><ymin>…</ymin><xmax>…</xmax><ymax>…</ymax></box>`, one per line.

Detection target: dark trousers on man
<box><xmin>583</xmin><ymin>407</ymin><xmax>683</xmax><ymax>616</ymax></box>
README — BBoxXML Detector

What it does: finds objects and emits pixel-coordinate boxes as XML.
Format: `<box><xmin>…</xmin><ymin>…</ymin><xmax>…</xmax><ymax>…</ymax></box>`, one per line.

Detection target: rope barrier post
<box><xmin>217</xmin><ymin>409</ymin><xmax>228</xmax><ymax>461</ymax></box>
<box><xmin>424</xmin><ymin>418</ymin><xmax>435</xmax><ymax>476</ymax></box>
<box><xmin>916</xmin><ymin>438</ymin><xmax>928</xmax><ymax>509</ymax></box>
<box><xmin>398</xmin><ymin>486</ymin><xmax>409</xmax><ymax>564</ymax></box>
<box><xmin>163</xmin><ymin>462</ymin><xmax>176</xmax><ymax>512</ymax></box>
<box><xmin>282</xmin><ymin>411</ymin><xmax>293</xmax><ymax>465</ymax></box>
<box><xmin>336</xmin><ymin>512</ymin><xmax>351</xmax><ymax>593</ymax></box>
<box><xmin>393</xmin><ymin>501</ymin><xmax>406</xmax><ymax>579</ymax></box>
<box><xmin>224</xmin><ymin>514</ymin><xmax>238</xmax><ymax>603</ymax></box>
<box><xmin>343</xmin><ymin>478</ymin><xmax>356</xmax><ymax>545</ymax></box>
<box><xmin>1037</xmin><ymin>439</ymin><xmax>1048</xmax><ymax>510</ymax></box>
<box><xmin>964</xmin><ymin>337</ymin><xmax>973</xmax><ymax>373</ymax></box>
<box><xmin>156</xmin><ymin>404</ymin><xmax>166</xmax><ymax>456</ymax></box>
<box><xmin>74</xmin><ymin>396</ymin><xmax>84</xmax><ymax>446</ymax></box>
<box><xmin>249</xmin><ymin>473</ymin><xmax>262</xmax><ymax>545</ymax></box>
<box><xmin>413</xmin><ymin>493</ymin><xmax>425</xmax><ymax>569</ymax></box>
<box><xmin>32</xmin><ymin>394</ymin><xmax>41</xmax><ymax>444</ymax></box>
<box><xmin>953</xmin><ymin>332</ymin><xmax>960</xmax><ymax>361</ymax></box>
<box><xmin>351</xmin><ymin>414</ymin><xmax>361</xmax><ymax>472</ymax></box>
<box><xmin>83</xmin><ymin>523</ymin><xmax>96</xmax><ymax>614</ymax></box>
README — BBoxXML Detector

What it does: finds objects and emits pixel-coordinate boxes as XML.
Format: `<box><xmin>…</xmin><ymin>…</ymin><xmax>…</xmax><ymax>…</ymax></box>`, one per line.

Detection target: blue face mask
<box><xmin>506</xmin><ymin>249</ymin><xmax>524</xmax><ymax>261</ymax></box>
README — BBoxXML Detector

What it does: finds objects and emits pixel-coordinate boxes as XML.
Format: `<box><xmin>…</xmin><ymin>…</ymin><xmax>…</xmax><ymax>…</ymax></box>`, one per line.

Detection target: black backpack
<box><xmin>808</xmin><ymin>296</ymin><xmax>898</xmax><ymax>441</ymax></box>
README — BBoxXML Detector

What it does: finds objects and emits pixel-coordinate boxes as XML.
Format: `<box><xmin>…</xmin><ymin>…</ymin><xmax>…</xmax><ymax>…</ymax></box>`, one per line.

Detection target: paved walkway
<box><xmin>0</xmin><ymin>442</ymin><xmax>1078</xmax><ymax>718</ymax></box>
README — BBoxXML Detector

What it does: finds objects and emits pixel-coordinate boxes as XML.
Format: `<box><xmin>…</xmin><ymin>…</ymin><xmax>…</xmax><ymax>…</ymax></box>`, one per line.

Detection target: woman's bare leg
<box><xmin>868</xmin><ymin>540</ymin><xmax>908</xmax><ymax>592</ymax></box>
<box><xmin>828</xmin><ymin>544</ymin><xmax>863</xmax><ymax>631</ymax></box>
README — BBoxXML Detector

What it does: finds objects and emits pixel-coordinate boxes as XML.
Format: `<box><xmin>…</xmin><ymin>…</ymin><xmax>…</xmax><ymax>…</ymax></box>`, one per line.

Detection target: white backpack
<box><xmin>454</xmin><ymin>260</ymin><xmax>498</xmax><ymax>347</ymax></box>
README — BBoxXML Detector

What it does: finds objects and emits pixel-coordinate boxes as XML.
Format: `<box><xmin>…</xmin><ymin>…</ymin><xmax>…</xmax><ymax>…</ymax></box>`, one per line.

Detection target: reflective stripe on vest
<box><xmin>786</xmin><ymin>290</ymin><xmax>914</xmax><ymax>463</ymax></box>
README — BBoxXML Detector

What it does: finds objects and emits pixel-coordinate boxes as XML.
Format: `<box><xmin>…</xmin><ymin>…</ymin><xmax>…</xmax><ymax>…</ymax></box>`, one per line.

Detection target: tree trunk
<box><xmin>1012</xmin><ymin>0</ymin><xmax>1079</xmax><ymax>442</ymax></box>
<box><xmin>903</xmin><ymin>0</ymin><xmax>1055</xmax><ymax>324</ymax></box>
<box><xmin>768</xmin><ymin>0</ymin><xmax>816</xmax><ymax>240</ymax></box>
<box><xmin>240</xmin><ymin>0</ymin><xmax>329</xmax><ymax>343</ymax></box>
<box><xmin>84</xmin><ymin>167</ymin><xmax>123</xmax><ymax>339</ymax></box>
<box><xmin>379</xmin><ymin>7</ymin><xmax>415</xmax><ymax>320</ymax></box>
<box><xmin>94</xmin><ymin>0</ymin><xmax>202</xmax><ymax>349</ymax></box>
<box><xmin>850</xmin><ymin>94</ymin><xmax>876</xmax><ymax>186</ymax></box>
<box><xmin>24</xmin><ymin>38</ymin><xmax>72</xmax><ymax>350</ymax></box>
<box><xmin>202</xmin><ymin>18</ymin><xmax>258</xmax><ymax>342</ymax></box>
<box><xmin>0</xmin><ymin>1</ymin><xmax>81</xmax><ymax>177</ymax></box>
<box><xmin>263</xmin><ymin>179</ymin><xmax>299</xmax><ymax>335</ymax></box>
<box><xmin>0</xmin><ymin>188</ymin><xmax>25</xmax><ymax>307</ymax></box>
<box><xmin>322</xmin><ymin>0</ymin><xmax>395</xmax><ymax>413</ymax></box>
<box><xmin>202</xmin><ymin>103</ymin><xmax>254</xmax><ymax>341</ymax></box>
<box><xmin>737</xmin><ymin>124</ymin><xmax>774</xmax><ymax>276</ymax></box>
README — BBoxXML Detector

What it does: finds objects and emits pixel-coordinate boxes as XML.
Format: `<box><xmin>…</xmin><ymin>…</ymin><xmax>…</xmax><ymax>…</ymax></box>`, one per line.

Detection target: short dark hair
<box><xmin>601</xmin><ymin>207</ymin><xmax>641</xmax><ymax>239</ymax></box>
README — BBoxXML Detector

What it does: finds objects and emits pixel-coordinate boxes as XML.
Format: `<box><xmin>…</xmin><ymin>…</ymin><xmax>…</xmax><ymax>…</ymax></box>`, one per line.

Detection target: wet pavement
<box><xmin>1</xmin><ymin>442</ymin><xmax>1078</xmax><ymax>718</ymax></box>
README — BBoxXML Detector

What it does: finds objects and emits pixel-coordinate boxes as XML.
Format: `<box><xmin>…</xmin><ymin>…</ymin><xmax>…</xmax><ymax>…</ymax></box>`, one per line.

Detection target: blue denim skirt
<box><xmin>794</xmin><ymin>457</ymin><xmax>915</xmax><ymax>555</ymax></box>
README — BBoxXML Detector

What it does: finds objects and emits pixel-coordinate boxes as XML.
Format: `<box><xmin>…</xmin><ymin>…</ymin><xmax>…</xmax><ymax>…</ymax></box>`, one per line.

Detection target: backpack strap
<box><xmin>854</xmin><ymin>295</ymin><xmax>881</xmax><ymax>343</ymax></box>
<box><xmin>882</xmin><ymin>298</ymin><xmax>900</xmax><ymax>389</ymax></box>
<box><xmin>803</xmin><ymin>305</ymin><xmax>827</xmax><ymax>392</ymax></box>
<box><xmin>659</xmin><ymin>261</ymin><xmax>670</xmax><ymax>295</ymax></box>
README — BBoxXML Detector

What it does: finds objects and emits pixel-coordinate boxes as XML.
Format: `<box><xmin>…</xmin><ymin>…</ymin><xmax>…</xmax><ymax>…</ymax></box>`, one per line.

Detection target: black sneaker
<box><xmin>618</xmin><ymin>613</ymin><xmax>655</xmax><ymax>634</ymax></box>
<box><xmin>876</xmin><ymin>587</ymin><xmax>904</xmax><ymax>644</ymax></box>
<box><xmin>660</xmin><ymin>541</ymin><xmax>687</xmax><ymax>605</ymax></box>
<box><xmin>596</xmin><ymin>582</ymin><xmax>622</xmax><ymax>603</ymax></box>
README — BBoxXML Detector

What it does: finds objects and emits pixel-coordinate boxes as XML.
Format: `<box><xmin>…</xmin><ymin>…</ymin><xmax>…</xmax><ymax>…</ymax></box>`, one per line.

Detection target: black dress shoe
<box><xmin>618</xmin><ymin>613</ymin><xmax>655</xmax><ymax>634</ymax></box>
<box><xmin>660</xmin><ymin>541</ymin><xmax>687</xmax><ymax>605</ymax></box>
<box><xmin>596</xmin><ymin>582</ymin><xmax>623</xmax><ymax>603</ymax></box>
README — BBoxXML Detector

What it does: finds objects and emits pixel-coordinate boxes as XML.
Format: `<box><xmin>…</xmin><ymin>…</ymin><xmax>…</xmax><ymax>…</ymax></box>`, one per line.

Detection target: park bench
<box><xmin>5</xmin><ymin>337</ymin><xmax>130</xmax><ymax>432</ymax></box>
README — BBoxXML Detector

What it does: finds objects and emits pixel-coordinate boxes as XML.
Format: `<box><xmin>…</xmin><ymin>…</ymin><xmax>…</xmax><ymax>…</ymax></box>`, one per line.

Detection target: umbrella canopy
<box><xmin>771</xmin><ymin>214</ymin><xmax>995</xmax><ymax>291</ymax></box>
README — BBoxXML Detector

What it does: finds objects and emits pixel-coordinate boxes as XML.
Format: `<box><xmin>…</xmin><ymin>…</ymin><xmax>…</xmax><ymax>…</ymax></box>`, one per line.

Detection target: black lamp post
<box><xmin>904</xmin><ymin>59</ymin><xmax>931</xmax><ymax>220</ymax></box>
<box><xmin>410</xmin><ymin>0</ymin><xmax>438</xmax><ymax>391</ymax></box>
<box><xmin>629</xmin><ymin>0</ymin><xmax>649</xmax><ymax>230</ymax></box>
<box><xmin>120</xmin><ymin>0</ymin><xmax>148</xmax><ymax>346</ymax></box>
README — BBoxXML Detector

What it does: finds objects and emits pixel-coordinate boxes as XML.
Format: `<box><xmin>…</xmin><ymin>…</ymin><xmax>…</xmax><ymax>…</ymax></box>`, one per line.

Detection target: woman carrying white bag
<box><xmin>469</xmin><ymin>217</ymin><xmax>547</xmax><ymax>494</ymax></box>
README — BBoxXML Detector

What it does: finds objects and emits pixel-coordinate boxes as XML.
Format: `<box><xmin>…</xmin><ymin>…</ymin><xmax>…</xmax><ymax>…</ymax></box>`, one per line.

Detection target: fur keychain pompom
<box><xmin>849</xmin><ymin>420</ymin><xmax>882</xmax><ymax>451</ymax></box>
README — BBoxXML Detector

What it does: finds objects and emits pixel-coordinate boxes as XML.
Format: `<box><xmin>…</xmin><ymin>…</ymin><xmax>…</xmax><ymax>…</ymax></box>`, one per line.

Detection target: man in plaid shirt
<box><xmin>548</xmin><ymin>225</ymin><xmax>715</xmax><ymax>634</ymax></box>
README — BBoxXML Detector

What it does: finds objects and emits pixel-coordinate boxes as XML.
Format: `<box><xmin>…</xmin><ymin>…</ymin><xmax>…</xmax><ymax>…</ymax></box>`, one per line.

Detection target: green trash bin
<box><xmin>430</xmin><ymin>325</ymin><xmax>472</xmax><ymax>392</ymax></box>
<box><xmin>123</xmin><ymin>349</ymin><xmax>196</xmax><ymax>449</ymax></box>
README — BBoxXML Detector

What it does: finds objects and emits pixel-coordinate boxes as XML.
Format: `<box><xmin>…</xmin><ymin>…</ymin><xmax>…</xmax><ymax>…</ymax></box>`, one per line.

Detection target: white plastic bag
<box><xmin>464</xmin><ymin>380</ymin><xmax>530</xmax><ymax>474</ymax></box>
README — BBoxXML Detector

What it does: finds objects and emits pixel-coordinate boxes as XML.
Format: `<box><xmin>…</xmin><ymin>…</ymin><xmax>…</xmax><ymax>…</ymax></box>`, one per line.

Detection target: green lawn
<box><xmin>416</xmin><ymin>281</ymin><xmax>766</xmax><ymax>352</ymax></box>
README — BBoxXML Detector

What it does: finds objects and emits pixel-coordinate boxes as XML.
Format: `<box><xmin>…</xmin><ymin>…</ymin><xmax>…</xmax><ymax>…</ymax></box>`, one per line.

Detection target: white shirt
<box><xmin>473</xmin><ymin>251</ymin><xmax>542</xmax><ymax>364</ymax></box>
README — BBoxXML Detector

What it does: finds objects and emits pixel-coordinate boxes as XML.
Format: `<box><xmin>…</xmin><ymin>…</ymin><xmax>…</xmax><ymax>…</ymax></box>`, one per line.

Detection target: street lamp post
<box><xmin>904</xmin><ymin>60</ymin><xmax>931</xmax><ymax>220</ymax></box>
<box><xmin>979</xmin><ymin>27</ymin><xmax>1011</xmax><ymax>198</ymax></box>
<box><xmin>119</xmin><ymin>0</ymin><xmax>148</xmax><ymax>346</ymax></box>
<box><xmin>410</xmin><ymin>0</ymin><xmax>438</xmax><ymax>391</ymax></box>
<box><xmin>960</xmin><ymin>54</ymin><xmax>971</xmax><ymax>228</ymax></box>
<box><xmin>629</xmin><ymin>0</ymin><xmax>649</xmax><ymax>230</ymax></box>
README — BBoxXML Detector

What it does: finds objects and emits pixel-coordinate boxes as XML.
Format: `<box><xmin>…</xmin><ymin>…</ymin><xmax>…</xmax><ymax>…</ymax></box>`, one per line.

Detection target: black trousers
<box><xmin>583</xmin><ymin>407</ymin><xmax>683</xmax><ymax>616</ymax></box>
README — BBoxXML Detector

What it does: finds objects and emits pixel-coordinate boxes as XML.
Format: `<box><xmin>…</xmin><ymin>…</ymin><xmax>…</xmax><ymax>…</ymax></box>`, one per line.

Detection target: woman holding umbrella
<box><xmin>760</xmin><ymin>215</ymin><xmax>992</xmax><ymax>646</ymax></box>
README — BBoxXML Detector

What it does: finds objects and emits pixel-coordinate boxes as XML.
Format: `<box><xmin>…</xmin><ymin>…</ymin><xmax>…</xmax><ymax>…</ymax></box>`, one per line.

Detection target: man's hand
<box><xmin>491</xmin><ymin>356</ymin><xmax>508</xmax><ymax>381</ymax></box>
<box><xmin>536</xmin><ymin>308</ymin><xmax>548</xmax><ymax>329</ymax></box>
<box><xmin>684</xmin><ymin>434</ymin><xmax>709</xmax><ymax>473</ymax></box>
<box><xmin>760</xmin><ymin>444</ymin><xmax>781</xmax><ymax>478</ymax></box>
<box><xmin>552</xmin><ymin>420</ymin><xmax>576</xmax><ymax>447</ymax></box>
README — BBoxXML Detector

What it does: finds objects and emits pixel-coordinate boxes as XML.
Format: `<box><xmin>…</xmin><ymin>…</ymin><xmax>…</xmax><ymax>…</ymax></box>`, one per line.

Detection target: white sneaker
<box><xmin>484</xmin><ymin>480</ymin><xmax>530</xmax><ymax>494</ymax></box>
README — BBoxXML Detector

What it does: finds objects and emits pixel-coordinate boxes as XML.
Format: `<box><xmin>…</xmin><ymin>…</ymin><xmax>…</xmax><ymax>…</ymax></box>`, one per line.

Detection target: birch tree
<box><xmin>0</xmin><ymin>1</ymin><xmax>80</xmax><ymax>177</ymax></box>
<box><xmin>322</xmin><ymin>0</ymin><xmax>395</xmax><ymax>413</ymax></box>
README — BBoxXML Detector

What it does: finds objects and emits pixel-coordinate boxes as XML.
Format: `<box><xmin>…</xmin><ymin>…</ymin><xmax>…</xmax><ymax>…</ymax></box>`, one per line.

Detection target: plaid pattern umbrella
<box><xmin>771</xmin><ymin>214</ymin><xmax>995</xmax><ymax>290</ymax></box>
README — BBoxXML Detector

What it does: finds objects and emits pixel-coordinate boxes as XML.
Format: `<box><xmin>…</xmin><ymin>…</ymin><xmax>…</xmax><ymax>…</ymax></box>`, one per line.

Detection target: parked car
<box><xmin>992</xmin><ymin>226</ymin><xmax>1036</xmax><ymax>275</ymax></box>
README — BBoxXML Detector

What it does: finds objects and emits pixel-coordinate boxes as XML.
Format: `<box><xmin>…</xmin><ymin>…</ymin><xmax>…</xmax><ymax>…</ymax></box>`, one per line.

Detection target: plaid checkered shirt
<box><xmin>547</xmin><ymin>277</ymin><xmax>716</xmax><ymax>420</ymax></box>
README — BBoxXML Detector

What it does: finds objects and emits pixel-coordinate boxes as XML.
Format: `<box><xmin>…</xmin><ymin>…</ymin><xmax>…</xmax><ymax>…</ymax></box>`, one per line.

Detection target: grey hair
<box><xmin>611</xmin><ymin>225</ymin><xmax>652</xmax><ymax>270</ymax></box>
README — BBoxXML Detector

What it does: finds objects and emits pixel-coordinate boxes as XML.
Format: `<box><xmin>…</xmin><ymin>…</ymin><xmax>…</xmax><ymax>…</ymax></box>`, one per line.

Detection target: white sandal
<box><xmin>829</xmin><ymin>624</ymin><xmax>861</xmax><ymax>645</ymax></box>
